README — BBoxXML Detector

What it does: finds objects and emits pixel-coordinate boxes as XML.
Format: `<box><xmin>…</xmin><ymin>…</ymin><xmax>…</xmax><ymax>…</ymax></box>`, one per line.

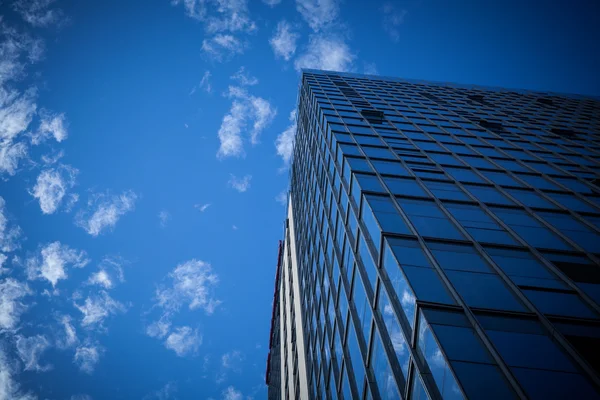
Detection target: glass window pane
<box><xmin>512</xmin><ymin>368</ymin><xmax>600</xmax><ymax>400</ymax></box>
<box><xmin>397</xmin><ymin>198</ymin><xmax>464</xmax><ymax>240</ymax></box>
<box><xmin>445</xmin><ymin>271</ymin><xmax>525</xmax><ymax>312</ymax></box>
<box><xmin>370</xmin><ymin>330</ymin><xmax>402</xmax><ymax>399</ymax></box>
<box><xmin>523</xmin><ymin>289</ymin><xmax>598</xmax><ymax>319</ymax></box>
<box><xmin>451</xmin><ymin>362</ymin><xmax>517</xmax><ymax>400</ymax></box>
<box><xmin>378</xmin><ymin>289</ymin><xmax>410</xmax><ymax>377</ymax></box>
<box><xmin>383</xmin><ymin>177</ymin><xmax>429</xmax><ymax>197</ymax></box>
<box><xmin>506</xmin><ymin>189</ymin><xmax>558</xmax><ymax>209</ymax></box>
<box><xmin>428</xmin><ymin>242</ymin><xmax>491</xmax><ymax>273</ymax></box>
<box><xmin>464</xmin><ymin>185</ymin><xmax>514</xmax><ymax>205</ymax></box>
<box><xmin>444</xmin><ymin>203</ymin><xmax>518</xmax><ymax>245</ymax></box>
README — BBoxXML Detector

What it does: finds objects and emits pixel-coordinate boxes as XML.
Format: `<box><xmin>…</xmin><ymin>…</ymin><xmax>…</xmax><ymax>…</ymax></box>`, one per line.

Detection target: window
<box><xmin>539</xmin><ymin>212</ymin><xmax>600</xmax><ymax>253</ymax></box>
<box><xmin>370</xmin><ymin>160</ymin><xmax>409</xmax><ymax>176</ymax></box>
<box><xmin>370</xmin><ymin>330</ymin><xmax>401</xmax><ymax>399</ymax></box>
<box><xmin>378</xmin><ymin>288</ymin><xmax>410</xmax><ymax>378</ymax></box>
<box><xmin>445</xmin><ymin>167</ymin><xmax>484</xmax><ymax>183</ymax></box>
<box><xmin>383</xmin><ymin>177</ymin><xmax>429</xmax><ymax>197</ymax></box>
<box><xmin>543</xmin><ymin>252</ymin><xmax>600</xmax><ymax>304</ymax></box>
<box><xmin>358</xmin><ymin>233</ymin><xmax>378</xmax><ymax>293</ymax></box>
<box><xmin>364</xmin><ymin>194</ymin><xmax>411</xmax><ymax>237</ymax></box>
<box><xmin>386</xmin><ymin>238</ymin><xmax>456</xmax><ymax>309</ymax></box>
<box><xmin>347</xmin><ymin>322</ymin><xmax>365</xmax><ymax>394</ymax></box>
<box><xmin>345</xmin><ymin>156</ymin><xmax>373</xmax><ymax>175</ymax></box>
<box><xmin>423</xmin><ymin>180</ymin><xmax>469</xmax><ymax>201</ymax></box>
<box><xmin>396</xmin><ymin>198</ymin><xmax>464</xmax><ymax>240</ymax></box>
<box><xmin>491</xmin><ymin>208</ymin><xmax>572</xmax><ymax>250</ymax></box>
<box><xmin>362</xmin><ymin>146</ymin><xmax>396</xmax><ymax>160</ymax></box>
<box><xmin>505</xmin><ymin>189</ymin><xmax>558</xmax><ymax>209</ymax></box>
<box><xmin>417</xmin><ymin>313</ymin><xmax>465</xmax><ymax>400</ymax></box>
<box><xmin>464</xmin><ymin>185</ymin><xmax>514</xmax><ymax>205</ymax></box>
<box><xmin>492</xmin><ymin>158</ymin><xmax>530</xmax><ymax>172</ymax></box>
<box><xmin>446</xmin><ymin>271</ymin><xmax>525</xmax><ymax>311</ymax></box>
<box><xmin>429</xmin><ymin>152</ymin><xmax>463</xmax><ymax>166</ymax></box>
<box><xmin>352</xmin><ymin>173</ymin><xmax>385</xmax><ymax>206</ymax></box>
<box><xmin>445</xmin><ymin>203</ymin><xmax>518</xmax><ymax>245</ymax></box>
<box><xmin>522</xmin><ymin>289</ymin><xmax>597</xmax><ymax>319</ymax></box>
<box><xmin>516</xmin><ymin>174</ymin><xmax>561</xmax><ymax>191</ymax></box>
<box><xmin>480</xmin><ymin>171</ymin><xmax>523</xmax><ymax>187</ymax></box>
<box><xmin>546</xmin><ymin>192</ymin><xmax>599</xmax><ymax>213</ymax></box>
<box><xmin>485</xmin><ymin>247</ymin><xmax>555</xmax><ymax>280</ymax></box>
<box><xmin>428</xmin><ymin>242</ymin><xmax>491</xmax><ymax>273</ymax></box>
<box><xmin>460</xmin><ymin>156</ymin><xmax>496</xmax><ymax>169</ymax></box>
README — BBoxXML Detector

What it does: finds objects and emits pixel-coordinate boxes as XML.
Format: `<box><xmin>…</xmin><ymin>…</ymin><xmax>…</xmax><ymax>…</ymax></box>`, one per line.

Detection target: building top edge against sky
<box><xmin>300</xmin><ymin>69</ymin><xmax>600</xmax><ymax>101</ymax></box>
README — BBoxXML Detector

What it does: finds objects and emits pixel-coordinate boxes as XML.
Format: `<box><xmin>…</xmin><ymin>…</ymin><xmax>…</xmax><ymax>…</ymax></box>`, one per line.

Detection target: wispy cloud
<box><xmin>381</xmin><ymin>2</ymin><xmax>407</xmax><ymax>42</ymax></box>
<box><xmin>191</xmin><ymin>70</ymin><xmax>212</xmax><ymax>95</ymax></box>
<box><xmin>16</xmin><ymin>334</ymin><xmax>52</xmax><ymax>371</ymax></box>
<box><xmin>75</xmin><ymin>190</ymin><xmax>137</xmax><ymax>237</ymax></box>
<box><xmin>74</xmin><ymin>344</ymin><xmax>101</xmax><ymax>374</ymax></box>
<box><xmin>25</xmin><ymin>241</ymin><xmax>89</xmax><ymax>287</ymax></box>
<box><xmin>201</xmin><ymin>34</ymin><xmax>246</xmax><ymax>61</ymax></box>
<box><xmin>194</xmin><ymin>203</ymin><xmax>211</xmax><ymax>212</ymax></box>
<box><xmin>275</xmin><ymin>190</ymin><xmax>287</xmax><ymax>206</ymax></box>
<box><xmin>0</xmin><ymin>347</ymin><xmax>37</xmax><ymax>400</ymax></box>
<box><xmin>217</xmin><ymin>85</ymin><xmax>276</xmax><ymax>158</ymax></box>
<box><xmin>0</xmin><ymin>196</ymin><xmax>22</xmax><ymax>253</ymax></box>
<box><xmin>231</xmin><ymin>66</ymin><xmax>258</xmax><ymax>86</ymax></box>
<box><xmin>30</xmin><ymin>164</ymin><xmax>78</xmax><ymax>214</ymax></box>
<box><xmin>70</xmin><ymin>395</ymin><xmax>93</xmax><ymax>400</ymax></box>
<box><xmin>275</xmin><ymin>110</ymin><xmax>297</xmax><ymax>167</ymax></box>
<box><xmin>158</xmin><ymin>210</ymin><xmax>171</xmax><ymax>228</ymax></box>
<box><xmin>86</xmin><ymin>269</ymin><xmax>113</xmax><ymax>289</ymax></box>
<box><xmin>363</xmin><ymin>61</ymin><xmax>378</xmax><ymax>75</ymax></box>
<box><xmin>165</xmin><ymin>326</ymin><xmax>202</xmax><ymax>357</ymax></box>
<box><xmin>295</xmin><ymin>34</ymin><xmax>355</xmax><ymax>72</ymax></box>
<box><xmin>56</xmin><ymin>315</ymin><xmax>78</xmax><ymax>349</ymax></box>
<box><xmin>222</xmin><ymin>386</ymin><xmax>243</xmax><ymax>400</ymax></box>
<box><xmin>221</xmin><ymin>350</ymin><xmax>243</xmax><ymax>372</ymax></box>
<box><xmin>270</xmin><ymin>20</ymin><xmax>299</xmax><ymax>61</ymax></box>
<box><xmin>228</xmin><ymin>174</ymin><xmax>252</xmax><ymax>192</ymax></box>
<box><xmin>13</xmin><ymin>0</ymin><xmax>67</xmax><ymax>27</ymax></box>
<box><xmin>74</xmin><ymin>290</ymin><xmax>126</xmax><ymax>329</ymax></box>
<box><xmin>30</xmin><ymin>109</ymin><xmax>68</xmax><ymax>144</ymax></box>
<box><xmin>262</xmin><ymin>0</ymin><xmax>281</xmax><ymax>6</ymax></box>
<box><xmin>144</xmin><ymin>382</ymin><xmax>177</xmax><ymax>400</ymax></box>
<box><xmin>295</xmin><ymin>0</ymin><xmax>339</xmax><ymax>32</ymax></box>
<box><xmin>0</xmin><ymin>278</ymin><xmax>31</xmax><ymax>331</ymax></box>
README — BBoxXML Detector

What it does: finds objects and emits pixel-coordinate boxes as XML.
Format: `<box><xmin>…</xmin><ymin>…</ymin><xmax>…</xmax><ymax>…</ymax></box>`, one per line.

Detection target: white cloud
<box><xmin>70</xmin><ymin>395</ymin><xmax>93</xmax><ymax>400</ymax></box>
<box><xmin>262</xmin><ymin>0</ymin><xmax>281</xmax><ymax>6</ymax></box>
<box><xmin>74</xmin><ymin>345</ymin><xmax>100</xmax><ymax>374</ymax></box>
<box><xmin>16</xmin><ymin>335</ymin><xmax>52</xmax><ymax>372</ymax></box>
<box><xmin>295</xmin><ymin>34</ymin><xmax>355</xmax><ymax>72</ymax></box>
<box><xmin>0</xmin><ymin>196</ymin><xmax>22</xmax><ymax>253</ymax></box>
<box><xmin>222</xmin><ymin>386</ymin><xmax>243</xmax><ymax>400</ymax></box>
<box><xmin>56</xmin><ymin>315</ymin><xmax>78</xmax><ymax>349</ymax></box>
<box><xmin>221</xmin><ymin>350</ymin><xmax>243</xmax><ymax>372</ymax></box>
<box><xmin>217</xmin><ymin>86</ymin><xmax>276</xmax><ymax>157</ymax></box>
<box><xmin>295</xmin><ymin>0</ymin><xmax>339</xmax><ymax>32</ymax></box>
<box><xmin>363</xmin><ymin>62</ymin><xmax>378</xmax><ymax>75</ymax></box>
<box><xmin>0</xmin><ymin>278</ymin><xmax>31</xmax><ymax>331</ymax></box>
<box><xmin>74</xmin><ymin>290</ymin><xmax>126</xmax><ymax>328</ymax></box>
<box><xmin>164</xmin><ymin>326</ymin><xmax>201</xmax><ymax>357</ymax></box>
<box><xmin>87</xmin><ymin>270</ymin><xmax>113</xmax><ymax>289</ymax></box>
<box><xmin>155</xmin><ymin>259</ymin><xmax>220</xmax><ymax>315</ymax></box>
<box><xmin>0</xmin><ymin>254</ymin><xmax>8</xmax><ymax>275</ymax></box>
<box><xmin>25</xmin><ymin>241</ymin><xmax>89</xmax><ymax>287</ymax></box>
<box><xmin>270</xmin><ymin>21</ymin><xmax>299</xmax><ymax>61</ymax></box>
<box><xmin>0</xmin><ymin>87</ymin><xmax>37</xmax><ymax>142</ymax></box>
<box><xmin>158</xmin><ymin>210</ymin><xmax>171</xmax><ymax>228</ymax></box>
<box><xmin>0</xmin><ymin>141</ymin><xmax>28</xmax><ymax>177</ymax></box>
<box><xmin>194</xmin><ymin>203</ymin><xmax>211</xmax><ymax>212</ymax></box>
<box><xmin>381</xmin><ymin>2</ymin><xmax>407</xmax><ymax>42</ymax></box>
<box><xmin>30</xmin><ymin>164</ymin><xmax>78</xmax><ymax>214</ymax></box>
<box><xmin>12</xmin><ymin>0</ymin><xmax>67</xmax><ymax>27</ymax></box>
<box><xmin>230</xmin><ymin>67</ymin><xmax>258</xmax><ymax>86</ymax></box>
<box><xmin>75</xmin><ymin>190</ymin><xmax>137</xmax><ymax>237</ymax></box>
<box><xmin>201</xmin><ymin>34</ymin><xmax>246</xmax><ymax>61</ymax></box>
<box><xmin>171</xmin><ymin>0</ymin><xmax>206</xmax><ymax>20</ymax></box>
<box><xmin>275</xmin><ymin>190</ymin><xmax>287</xmax><ymax>206</ymax></box>
<box><xmin>191</xmin><ymin>70</ymin><xmax>212</xmax><ymax>94</ymax></box>
<box><xmin>275</xmin><ymin>110</ymin><xmax>296</xmax><ymax>166</ymax></box>
<box><xmin>30</xmin><ymin>110</ymin><xmax>68</xmax><ymax>144</ymax></box>
<box><xmin>0</xmin><ymin>347</ymin><xmax>37</xmax><ymax>400</ymax></box>
<box><xmin>228</xmin><ymin>174</ymin><xmax>251</xmax><ymax>193</ymax></box>
<box><xmin>146</xmin><ymin>317</ymin><xmax>171</xmax><ymax>339</ymax></box>
<box><xmin>144</xmin><ymin>383</ymin><xmax>177</xmax><ymax>400</ymax></box>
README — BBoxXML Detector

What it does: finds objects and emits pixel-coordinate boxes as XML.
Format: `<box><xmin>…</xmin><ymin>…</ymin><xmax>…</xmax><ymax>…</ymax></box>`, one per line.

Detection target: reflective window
<box><xmin>362</xmin><ymin>146</ymin><xmax>396</xmax><ymax>160</ymax></box>
<box><xmin>491</xmin><ymin>208</ymin><xmax>572</xmax><ymax>250</ymax></box>
<box><xmin>370</xmin><ymin>160</ymin><xmax>409</xmax><ymax>176</ymax></box>
<box><xmin>445</xmin><ymin>270</ymin><xmax>525</xmax><ymax>311</ymax></box>
<box><xmin>480</xmin><ymin>171</ymin><xmax>523</xmax><ymax>187</ymax></box>
<box><xmin>464</xmin><ymin>184</ymin><xmax>514</xmax><ymax>205</ymax></box>
<box><xmin>418</xmin><ymin>313</ymin><xmax>464</xmax><ymax>400</ymax></box>
<box><xmin>554</xmin><ymin>177</ymin><xmax>594</xmax><ymax>194</ymax></box>
<box><xmin>445</xmin><ymin>167</ymin><xmax>484</xmax><ymax>183</ymax></box>
<box><xmin>428</xmin><ymin>242</ymin><xmax>490</xmax><ymax>273</ymax></box>
<box><xmin>445</xmin><ymin>203</ymin><xmax>518</xmax><ymax>245</ymax></box>
<box><xmin>451</xmin><ymin>362</ymin><xmax>517</xmax><ymax>400</ymax></box>
<box><xmin>512</xmin><ymin>368</ymin><xmax>600</xmax><ymax>400</ymax></box>
<box><xmin>386</xmin><ymin>238</ymin><xmax>456</xmax><ymax>308</ymax></box>
<box><xmin>492</xmin><ymin>158</ymin><xmax>530</xmax><ymax>172</ymax></box>
<box><xmin>347</xmin><ymin>321</ymin><xmax>365</xmax><ymax>393</ymax></box>
<box><xmin>383</xmin><ymin>177</ymin><xmax>429</xmax><ymax>197</ymax></box>
<box><xmin>506</xmin><ymin>188</ymin><xmax>558</xmax><ymax>209</ymax></box>
<box><xmin>429</xmin><ymin>152</ymin><xmax>463</xmax><ymax>166</ymax></box>
<box><xmin>378</xmin><ymin>288</ymin><xmax>410</xmax><ymax>378</ymax></box>
<box><xmin>396</xmin><ymin>198</ymin><xmax>464</xmax><ymax>240</ymax></box>
<box><xmin>364</xmin><ymin>194</ymin><xmax>411</xmax><ymax>237</ymax></box>
<box><xmin>538</xmin><ymin>212</ymin><xmax>600</xmax><ymax>253</ymax></box>
<box><xmin>485</xmin><ymin>247</ymin><xmax>555</xmax><ymax>279</ymax></box>
<box><xmin>460</xmin><ymin>156</ymin><xmax>496</xmax><ymax>169</ymax></box>
<box><xmin>523</xmin><ymin>289</ymin><xmax>597</xmax><ymax>319</ymax></box>
<box><xmin>546</xmin><ymin>192</ymin><xmax>599</xmax><ymax>213</ymax></box>
<box><xmin>422</xmin><ymin>180</ymin><xmax>469</xmax><ymax>201</ymax></box>
<box><xmin>345</xmin><ymin>156</ymin><xmax>373</xmax><ymax>174</ymax></box>
<box><xmin>410</xmin><ymin>371</ymin><xmax>432</xmax><ymax>400</ymax></box>
<box><xmin>516</xmin><ymin>174</ymin><xmax>562</xmax><ymax>191</ymax></box>
<box><xmin>370</xmin><ymin>329</ymin><xmax>401</xmax><ymax>399</ymax></box>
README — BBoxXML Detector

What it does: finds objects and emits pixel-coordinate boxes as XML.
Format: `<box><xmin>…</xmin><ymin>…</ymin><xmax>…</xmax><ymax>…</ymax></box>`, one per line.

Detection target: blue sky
<box><xmin>1</xmin><ymin>0</ymin><xmax>599</xmax><ymax>399</ymax></box>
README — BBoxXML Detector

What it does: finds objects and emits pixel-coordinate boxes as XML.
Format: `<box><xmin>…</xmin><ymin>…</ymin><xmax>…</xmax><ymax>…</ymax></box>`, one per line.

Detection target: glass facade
<box><xmin>266</xmin><ymin>69</ymin><xmax>600</xmax><ymax>399</ymax></box>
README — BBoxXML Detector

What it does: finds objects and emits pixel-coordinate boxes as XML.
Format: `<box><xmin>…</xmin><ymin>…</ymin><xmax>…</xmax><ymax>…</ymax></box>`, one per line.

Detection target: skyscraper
<box><xmin>265</xmin><ymin>69</ymin><xmax>600</xmax><ymax>399</ymax></box>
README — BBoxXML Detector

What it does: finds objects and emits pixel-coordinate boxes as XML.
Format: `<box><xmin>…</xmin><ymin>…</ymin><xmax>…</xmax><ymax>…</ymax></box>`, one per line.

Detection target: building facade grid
<box><xmin>267</xmin><ymin>69</ymin><xmax>600</xmax><ymax>400</ymax></box>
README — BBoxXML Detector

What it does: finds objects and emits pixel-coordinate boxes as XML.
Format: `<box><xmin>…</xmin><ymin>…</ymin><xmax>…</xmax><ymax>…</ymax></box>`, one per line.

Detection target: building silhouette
<box><xmin>266</xmin><ymin>70</ymin><xmax>600</xmax><ymax>399</ymax></box>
